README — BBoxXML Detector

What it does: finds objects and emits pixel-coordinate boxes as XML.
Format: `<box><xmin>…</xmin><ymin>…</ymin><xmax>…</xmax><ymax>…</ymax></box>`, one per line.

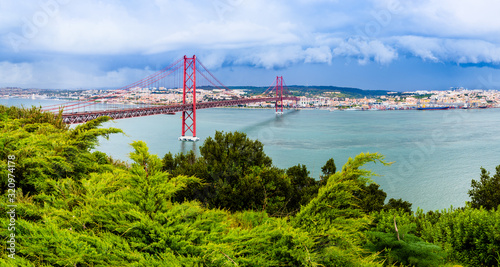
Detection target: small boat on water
<box><xmin>416</xmin><ymin>106</ymin><xmax>450</xmax><ymax>110</ymax></box>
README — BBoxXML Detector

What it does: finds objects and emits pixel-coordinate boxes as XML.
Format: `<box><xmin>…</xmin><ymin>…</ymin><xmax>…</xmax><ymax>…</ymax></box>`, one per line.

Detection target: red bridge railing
<box><xmin>61</xmin><ymin>96</ymin><xmax>299</xmax><ymax>124</ymax></box>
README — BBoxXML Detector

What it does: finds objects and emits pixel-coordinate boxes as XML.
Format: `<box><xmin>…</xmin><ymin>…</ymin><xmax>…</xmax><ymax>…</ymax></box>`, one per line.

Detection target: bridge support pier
<box><xmin>179</xmin><ymin>55</ymin><xmax>200</xmax><ymax>142</ymax></box>
<box><xmin>179</xmin><ymin>136</ymin><xmax>200</xmax><ymax>142</ymax></box>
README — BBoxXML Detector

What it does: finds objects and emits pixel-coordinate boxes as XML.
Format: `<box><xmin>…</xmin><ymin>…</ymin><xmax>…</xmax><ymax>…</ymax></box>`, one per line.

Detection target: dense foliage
<box><xmin>468</xmin><ymin>165</ymin><xmax>500</xmax><ymax>210</ymax></box>
<box><xmin>369</xmin><ymin>209</ymin><xmax>447</xmax><ymax>266</ymax></box>
<box><xmin>418</xmin><ymin>206</ymin><xmax>500</xmax><ymax>266</ymax></box>
<box><xmin>163</xmin><ymin>131</ymin><xmax>321</xmax><ymax>216</ymax></box>
<box><xmin>0</xmin><ymin>106</ymin><xmax>382</xmax><ymax>266</ymax></box>
<box><xmin>0</xmin><ymin>105</ymin><xmax>499</xmax><ymax>266</ymax></box>
<box><xmin>0</xmin><ymin>106</ymin><xmax>122</xmax><ymax>196</ymax></box>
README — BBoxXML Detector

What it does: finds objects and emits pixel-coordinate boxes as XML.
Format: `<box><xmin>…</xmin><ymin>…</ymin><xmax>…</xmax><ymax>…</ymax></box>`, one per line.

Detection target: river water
<box><xmin>2</xmin><ymin>98</ymin><xmax>500</xmax><ymax>211</ymax></box>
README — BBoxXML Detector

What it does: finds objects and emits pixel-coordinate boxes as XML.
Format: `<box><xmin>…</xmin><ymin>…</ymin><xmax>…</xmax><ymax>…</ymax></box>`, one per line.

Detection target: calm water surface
<box><xmin>3</xmin><ymin>98</ymin><xmax>500</xmax><ymax>211</ymax></box>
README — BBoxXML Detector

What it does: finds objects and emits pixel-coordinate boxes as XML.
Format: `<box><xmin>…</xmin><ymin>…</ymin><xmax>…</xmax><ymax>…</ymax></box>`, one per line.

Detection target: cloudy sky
<box><xmin>1</xmin><ymin>0</ymin><xmax>500</xmax><ymax>91</ymax></box>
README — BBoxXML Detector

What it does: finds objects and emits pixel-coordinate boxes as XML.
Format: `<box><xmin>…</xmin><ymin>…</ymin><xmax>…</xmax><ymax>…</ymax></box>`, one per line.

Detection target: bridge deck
<box><xmin>60</xmin><ymin>97</ymin><xmax>298</xmax><ymax>124</ymax></box>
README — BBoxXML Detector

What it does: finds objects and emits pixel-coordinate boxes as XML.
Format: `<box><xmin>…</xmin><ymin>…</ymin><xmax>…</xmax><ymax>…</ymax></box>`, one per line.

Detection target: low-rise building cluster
<box><xmin>295</xmin><ymin>88</ymin><xmax>500</xmax><ymax>110</ymax></box>
<box><xmin>2</xmin><ymin>87</ymin><xmax>500</xmax><ymax>110</ymax></box>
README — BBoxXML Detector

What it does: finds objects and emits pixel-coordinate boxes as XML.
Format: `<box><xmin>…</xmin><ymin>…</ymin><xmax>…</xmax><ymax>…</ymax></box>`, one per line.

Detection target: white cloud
<box><xmin>237</xmin><ymin>46</ymin><xmax>305</xmax><ymax>69</ymax></box>
<box><xmin>391</xmin><ymin>0</ymin><xmax>500</xmax><ymax>41</ymax></box>
<box><xmin>305</xmin><ymin>46</ymin><xmax>333</xmax><ymax>64</ymax></box>
<box><xmin>2</xmin><ymin>0</ymin><xmax>500</xmax><ymax>88</ymax></box>
<box><xmin>3</xmin><ymin>0</ymin><xmax>500</xmax><ymax>65</ymax></box>
<box><xmin>396</xmin><ymin>36</ymin><xmax>500</xmax><ymax>64</ymax></box>
<box><xmin>0</xmin><ymin>60</ymin><xmax>153</xmax><ymax>89</ymax></box>
<box><xmin>234</xmin><ymin>45</ymin><xmax>337</xmax><ymax>69</ymax></box>
<box><xmin>197</xmin><ymin>51</ymin><xmax>227</xmax><ymax>70</ymax></box>
<box><xmin>333</xmin><ymin>38</ymin><xmax>398</xmax><ymax>65</ymax></box>
<box><xmin>396</xmin><ymin>36</ymin><xmax>441</xmax><ymax>62</ymax></box>
<box><xmin>0</xmin><ymin>62</ymin><xmax>34</xmax><ymax>86</ymax></box>
<box><xmin>2</xmin><ymin>0</ymin><xmax>303</xmax><ymax>56</ymax></box>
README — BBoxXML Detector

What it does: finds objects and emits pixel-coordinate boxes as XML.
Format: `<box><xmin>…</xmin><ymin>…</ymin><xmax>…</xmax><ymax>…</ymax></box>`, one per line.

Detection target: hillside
<box><xmin>225</xmin><ymin>85</ymin><xmax>389</xmax><ymax>98</ymax></box>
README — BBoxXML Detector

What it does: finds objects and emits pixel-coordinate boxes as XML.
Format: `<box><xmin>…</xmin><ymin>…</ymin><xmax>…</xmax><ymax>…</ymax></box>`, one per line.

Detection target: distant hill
<box><xmin>224</xmin><ymin>85</ymin><xmax>389</xmax><ymax>98</ymax></box>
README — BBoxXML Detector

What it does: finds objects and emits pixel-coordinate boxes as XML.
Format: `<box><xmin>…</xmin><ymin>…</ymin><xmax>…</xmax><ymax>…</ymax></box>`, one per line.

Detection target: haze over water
<box><xmin>2</xmin><ymin>98</ymin><xmax>500</xmax><ymax>212</ymax></box>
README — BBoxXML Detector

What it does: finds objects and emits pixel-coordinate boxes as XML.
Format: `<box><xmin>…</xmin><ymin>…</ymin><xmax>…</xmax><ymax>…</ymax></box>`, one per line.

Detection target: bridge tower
<box><xmin>179</xmin><ymin>55</ymin><xmax>200</xmax><ymax>142</ymax></box>
<box><xmin>275</xmin><ymin>76</ymin><xmax>284</xmax><ymax>115</ymax></box>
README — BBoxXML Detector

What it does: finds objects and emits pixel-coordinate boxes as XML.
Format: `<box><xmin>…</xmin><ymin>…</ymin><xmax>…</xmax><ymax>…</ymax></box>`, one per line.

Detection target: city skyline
<box><xmin>1</xmin><ymin>0</ymin><xmax>500</xmax><ymax>91</ymax></box>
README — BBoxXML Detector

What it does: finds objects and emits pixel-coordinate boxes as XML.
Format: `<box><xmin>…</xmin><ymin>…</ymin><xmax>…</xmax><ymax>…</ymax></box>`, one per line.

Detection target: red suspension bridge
<box><xmin>42</xmin><ymin>55</ymin><xmax>298</xmax><ymax>141</ymax></box>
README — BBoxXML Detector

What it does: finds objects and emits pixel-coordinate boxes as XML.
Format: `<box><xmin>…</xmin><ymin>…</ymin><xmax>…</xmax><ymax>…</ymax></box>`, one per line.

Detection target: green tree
<box><xmin>293</xmin><ymin>152</ymin><xmax>391</xmax><ymax>264</ymax></box>
<box><xmin>351</xmin><ymin>183</ymin><xmax>413</xmax><ymax>214</ymax></box>
<box><xmin>0</xmin><ymin>106</ymin><xmax>122</xmax><ymax>195</ymax></box>
<box><xmin>0</xmin><ymin>105</ymin><xmax>67</xmax><ymax>130</ymax></box>
<box><xmin>418</xmin><ymin>206</ymin><xmax>500</xmax><ymax>266</ymax></box>
<box><xmin>368</xmin><ymin>209</ymin><xmax>446</xmax><ymax>266</ymax></box>
<box><xmin>165</xmin><ymin>131</ymin><xmax>325</xmax><ymax>216</ymax></box>
<box><xmin>384</xmin><ymin>198</ymin><xmax>413</xmax><ymax>213</ymax></box>
<box><xmin>366</xmin><ymin>231</ymin><xmax>445</xmax><ymax>266</ymax></box>
<box><xmin>200</xmin><ymin>130</ymin><xmax>272</xmax><ymax>172</ymax></box>
<box><xmin>286</xmin><ymin>164</ymin><xmax>320</xmax><ymax>213</ymax></box>
<box><xmin>161</xmin><ymin>150</ymin><xmax>208</xmax><ymax>203</ymax></box>
<box><xmin>354</xmin><ymin>183</ymin><xmax>387</xmax><ymax>213</ymax></box>
<box><xmin>165</xmin><ymin>131</ymin><xmax>285</xmax><ymax>212</ymax></box>
<box><xmin>126</xmin><ymin>140</ymin><xmax>201</xmax><ymax>218</ymax></box>
<box><xmin>229</xmin><ymin>166</ymin><xmax>292</xmax><ymax>215</ymax></box>
<box><xmin>199</xmin><ymin>131</ymin><xmax>272</xmax><ymax>203</ymax></box>
<box><xmin>468</xmin><ymin>165</ymin><xmax>500</xmax><ymax>210</ymax></box>
<box><xmin>321</xmin><ymin>158</ymin><xmax>336</xmax><ymax>176</ymax></box>
<box><xmin>320</xmin><ymin>158</ymin><xmax>336</xmax><ymax>186</ymax></box>
<box><xmin>161</xmin><ymin>152</ymin><xmax>176</xmax><ymax>172</ymax></box>
<box><xmin>319</xmin><ymin>156</ymin><xmax>411</xmax><ymax>215</ymax></box>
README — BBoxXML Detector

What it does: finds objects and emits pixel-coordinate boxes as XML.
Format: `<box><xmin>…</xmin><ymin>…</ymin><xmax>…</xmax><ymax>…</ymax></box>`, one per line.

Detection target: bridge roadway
<box><xmin>60</xmin><ymin>96</ymin><xmax>299</xmax><ymax>124</ymax></box>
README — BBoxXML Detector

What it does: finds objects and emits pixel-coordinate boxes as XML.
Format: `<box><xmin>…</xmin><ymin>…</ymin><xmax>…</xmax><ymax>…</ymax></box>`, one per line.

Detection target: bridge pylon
<box><xmin>179</xmin><ymin>55</ymin><xmax>200</xmax><ymax>142</ymax></box>
<box><xmin>275</xmin><ymin>76</ymin><xmax>284</xmax><ymax>115</ymax></box>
